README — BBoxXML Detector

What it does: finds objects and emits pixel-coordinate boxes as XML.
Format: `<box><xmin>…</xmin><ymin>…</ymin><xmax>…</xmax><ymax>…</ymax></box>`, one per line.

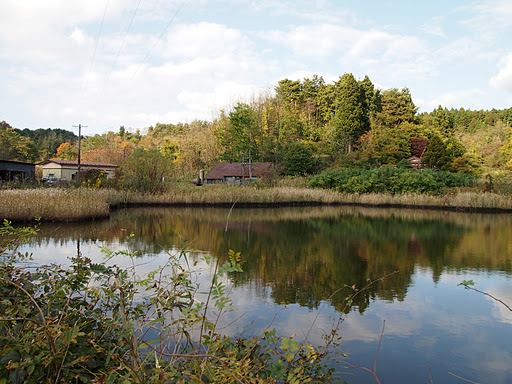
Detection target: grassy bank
<box><xmin>2</xmin><ymin>183</ymin><xmax>512</xmax><ymax>222</ymax></box>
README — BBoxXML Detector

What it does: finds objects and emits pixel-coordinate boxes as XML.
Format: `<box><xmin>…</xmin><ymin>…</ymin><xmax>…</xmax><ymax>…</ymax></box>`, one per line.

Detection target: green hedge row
<box><xmin>309</xmin><ymin>166</ymin><xmax>475</xmax><ymax>194</ymax></box>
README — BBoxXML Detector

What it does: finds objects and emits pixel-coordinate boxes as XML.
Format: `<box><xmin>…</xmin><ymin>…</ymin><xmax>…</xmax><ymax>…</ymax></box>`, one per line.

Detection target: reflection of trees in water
<box><xmin>32</xmin><ymin>206</ymin><xmax>512</xmax><ymax>313</ymax></box>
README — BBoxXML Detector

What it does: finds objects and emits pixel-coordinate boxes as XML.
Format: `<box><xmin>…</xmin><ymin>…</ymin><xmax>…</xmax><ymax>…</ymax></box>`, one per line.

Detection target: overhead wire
<box><xmin>94</xmin><ymin>0</ymin><xmax>143</xmax><ymax>107</ymax></box>
<box><xmin>103</xmin><ymin>1</ymin><xmax>186</xmax><ymax>117</ymax></box>
<box><xmin>81</xmin><ymin>0</ymin><xmax>186</xmax><ymax>128</ymax></box>
<box><xmin>81</xmin><ymin>0</ymin><xmax>110</xmax><ymax>102</ymax></box>
<box><xmin>130</xmin><ymin>1</ymin><xmax>186</xmax><ymax>80</ymax></box>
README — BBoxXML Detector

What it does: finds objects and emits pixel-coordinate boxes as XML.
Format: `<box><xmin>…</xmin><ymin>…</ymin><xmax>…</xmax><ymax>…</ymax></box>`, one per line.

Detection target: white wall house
<box><xmin>39</xmin><ymin>160</ymin><xmax>118</xmax><ymax>181</ymax></box>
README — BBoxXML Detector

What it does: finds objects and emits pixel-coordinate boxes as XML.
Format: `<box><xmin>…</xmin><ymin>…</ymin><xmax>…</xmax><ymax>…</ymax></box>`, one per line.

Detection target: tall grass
<box><xmin>0</xmin><ymin>189</ymin><xmax>110</xmax><ymax>222</ymax></box>
<box><xmin>2</xmin><ymin>184</ymin><xmax>512</xmax><ymax>222</ymax></box>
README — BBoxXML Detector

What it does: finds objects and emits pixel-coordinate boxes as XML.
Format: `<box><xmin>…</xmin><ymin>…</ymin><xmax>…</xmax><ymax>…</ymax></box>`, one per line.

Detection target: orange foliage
<box><xmin>56</xmin><ymin>142</ymin><xmax>71</xmax><ymax>157</ymax></box>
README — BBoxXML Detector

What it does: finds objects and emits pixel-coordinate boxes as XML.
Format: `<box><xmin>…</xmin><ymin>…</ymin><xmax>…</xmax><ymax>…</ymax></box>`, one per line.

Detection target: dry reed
<box><xmin>0</xmin><ymin>189</ymin><xmax>110</xmax><ymax>222</ymax></box>
<box><xmin>2</xmin><ymin>186</ymin><xmax>512</xmax><ymax>223</ymax></box>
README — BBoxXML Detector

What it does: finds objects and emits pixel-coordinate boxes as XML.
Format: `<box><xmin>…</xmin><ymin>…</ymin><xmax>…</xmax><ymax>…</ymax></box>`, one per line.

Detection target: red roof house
<box><xmin>204</xmin><ymin>162</ymin><xmax>273</xmax><ymax>185</ymax></box>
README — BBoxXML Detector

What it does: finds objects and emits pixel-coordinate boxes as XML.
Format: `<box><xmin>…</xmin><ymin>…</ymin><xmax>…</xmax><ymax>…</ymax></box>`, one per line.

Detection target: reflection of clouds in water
<box><xmin>340</xmin><ymin>272</ymin><xmax>507</xmax><ymax>344</ymax></box>
<box><xmin>450</xmin><ymin>339</ymin><xmax>512</xmax><ymax>383</ymax></box>
<box><xmin>486</xmin><ymin>285</ymin><xmax>512</xmax><ymax>325</ymax></box>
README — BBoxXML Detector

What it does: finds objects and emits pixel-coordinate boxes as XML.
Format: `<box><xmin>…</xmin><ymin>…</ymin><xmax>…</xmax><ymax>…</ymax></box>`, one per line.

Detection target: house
<box><xmin>408</xmin><ymin>138</ymin><xmax>429</xmax><ymax>169</ymax></box>
<box><xmin>407</xmin><ymin>156</ymin><xmax>422</xmax><ymax>169</ymax></box>
<box><xmin>204</xmin><ymin>162</ymin><xmax>273</xmax><ymax>185</ymax></box>
<box><xmin>38</xmin><ymin>160</ymin><xmax>119</xmax><ymax>181</ymax></box>
<box><xmin>0</xmin><ymin>160</ymin><xmax>36</xmax><ymax>182</ymax></box>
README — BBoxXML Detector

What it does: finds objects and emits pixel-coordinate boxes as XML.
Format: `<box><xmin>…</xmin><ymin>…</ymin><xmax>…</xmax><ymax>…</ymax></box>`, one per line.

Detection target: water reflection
<box><xmin>26</xmin><ymin>206</ymin><xmax>512</xmax><ymax>383</ymax></box>
<box><xmin>33</xmin><ymin>206</ymin><xmax>512</xmax><ymax>313</ymax></box>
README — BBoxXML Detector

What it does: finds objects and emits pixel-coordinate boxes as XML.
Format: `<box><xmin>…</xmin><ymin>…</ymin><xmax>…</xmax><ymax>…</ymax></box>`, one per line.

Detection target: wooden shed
<box><xmin>204</xmin><ymin>162</ymin><xmax>273</xmax><ymax>185</ymax></box>
<box><xmin>0</xmin><ymin>160</ymin><xmax>36</xmax><ymax>182</ymax></box>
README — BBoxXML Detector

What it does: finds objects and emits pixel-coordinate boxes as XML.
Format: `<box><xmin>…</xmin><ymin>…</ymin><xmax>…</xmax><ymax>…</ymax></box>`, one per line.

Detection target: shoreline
<box><xmin>2</xmin><ymin>186</ymin><xmax>512</xmax><ymax>223</ymax></box>
<box><xmin>112</xmin><ymin>200</ymin><xmax>512</xmax><ymax>213</ymax></box>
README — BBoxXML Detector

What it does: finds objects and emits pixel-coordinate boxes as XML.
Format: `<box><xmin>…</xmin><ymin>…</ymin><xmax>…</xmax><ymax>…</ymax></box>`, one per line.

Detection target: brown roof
<box><xmin>410</xmin><ymin>137</ymin><xmax>429</xmax><ymax>158</ymax></box>
<box><xmin>205</xmin><ymin>162</ymin><xmax>273</xmax><ymax>180</ymax></box>
<box><xmin>39</xmin><ymin>159</ymin><xmax>119</xmax><ymax>168</ymax></box>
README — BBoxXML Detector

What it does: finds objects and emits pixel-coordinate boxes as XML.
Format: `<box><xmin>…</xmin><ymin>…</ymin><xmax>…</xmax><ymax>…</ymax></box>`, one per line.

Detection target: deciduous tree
<box><xmin>119</xmin><ymin>148</ymin><xmax>173</xmax><ymax>193</ymax></box>
<box><xmin>0</xmin><ymin>121</ymin><xmax>37</xmax><ymax>162</ymax></box>
<box><xmin>55</xmin><ymin>142</ymin><xmax>77</xmax><ymax>161</ymax></box>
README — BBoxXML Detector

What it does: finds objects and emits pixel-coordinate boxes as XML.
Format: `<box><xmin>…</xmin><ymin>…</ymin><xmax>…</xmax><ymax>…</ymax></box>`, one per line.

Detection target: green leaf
<box><xmin>284</xmin><ymin>351</ymin><xmax>295</xmax><ymax>362</ymax></box>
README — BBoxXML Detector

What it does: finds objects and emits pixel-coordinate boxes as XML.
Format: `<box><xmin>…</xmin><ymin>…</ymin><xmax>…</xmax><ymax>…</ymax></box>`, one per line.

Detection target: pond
<box><xmin>21</xmin><ymin>206</ymin><xmax>512</xmax><ymax>383</ymax></box>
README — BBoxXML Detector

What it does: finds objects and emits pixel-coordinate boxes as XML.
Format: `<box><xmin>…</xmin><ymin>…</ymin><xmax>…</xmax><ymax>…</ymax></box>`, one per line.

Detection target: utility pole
<box><xmin>248</xmin><ymin>150</ymin><xmax>252</xmax><ymax>180</ymax></box>
<box><xmin>72</xmin><ymin>124</ymin><xmax>87</xmax><ymax>184</ymax></box>
<box><xmin>241</xmin><ymin>152</ymin><xmax>246</xmax><ymax>184</ymax></box>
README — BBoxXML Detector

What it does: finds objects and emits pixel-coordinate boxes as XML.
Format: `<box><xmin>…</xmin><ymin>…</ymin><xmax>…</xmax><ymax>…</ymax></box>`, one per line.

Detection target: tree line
<box><xmin>2</xmin><ymin>73</ymin><xmax>512</xmax><ymax>180</ymax></box>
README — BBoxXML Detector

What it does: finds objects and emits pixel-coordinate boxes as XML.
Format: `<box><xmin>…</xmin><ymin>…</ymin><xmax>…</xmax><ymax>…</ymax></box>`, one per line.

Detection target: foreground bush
<box><xmin>309</xmin><ymin>166</ymin><xmax>476</xmax><ymax>194</ymax></box>
<box><xmin>0</xmin><ymin>221</ymin><xmax>340</xmax><ymax>383</ymax></box>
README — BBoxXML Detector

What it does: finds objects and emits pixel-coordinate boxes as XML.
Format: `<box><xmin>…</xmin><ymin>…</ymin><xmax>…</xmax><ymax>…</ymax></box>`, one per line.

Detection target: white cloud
<box><xmin>69</xmin><ymin>28</ymin><xmax>88</xmax><ymax>44</ymax></box>
<box><xmin>164</xmin><ymin>22</ymin><xmax>251</xmax><ymax>59</ymax></box>
<box><xmin>490</xmin><ymin>53</ymin><xmax>512</xmax><ymax>92</ymax></box>
<box><xmin>419</xmin><ymin>88</ymin><xmax>486</xmax><ymax>111</ymax></box>
<box><xmin>421</xmin><ymin>16</ymin><xmax>447</xmax><ymax>38</ymax></box>
<box><xmin>260</xmin><ymin>23</ymin><xmax>428</xmax><ymax>73</ymax></box>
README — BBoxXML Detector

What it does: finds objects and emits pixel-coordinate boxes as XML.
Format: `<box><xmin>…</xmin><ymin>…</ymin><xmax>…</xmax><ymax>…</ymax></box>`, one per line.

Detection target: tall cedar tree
<box><xmin>378</xmin><ymin>88</ymin><xmax>418</xmax><ymax>128</ymax></box>
<box><xmin>329</xmin><ymin>73</ymin><xmax>370</xmax><ymax>153</ymax></box>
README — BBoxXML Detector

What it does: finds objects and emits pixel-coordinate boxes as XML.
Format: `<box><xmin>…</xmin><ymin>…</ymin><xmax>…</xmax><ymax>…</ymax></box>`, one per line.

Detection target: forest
<box><xmin>2</xmin><ymin>73</ymin><xmax>512</xmax><ymax>188</ymax></box>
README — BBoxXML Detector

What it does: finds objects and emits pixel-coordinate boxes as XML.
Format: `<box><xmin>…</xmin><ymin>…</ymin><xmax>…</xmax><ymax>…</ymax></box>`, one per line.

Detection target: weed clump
<box><xmin>0</xmin><ymin>220</ymin><xmax>339</xmax><ymax>383</ymax></box>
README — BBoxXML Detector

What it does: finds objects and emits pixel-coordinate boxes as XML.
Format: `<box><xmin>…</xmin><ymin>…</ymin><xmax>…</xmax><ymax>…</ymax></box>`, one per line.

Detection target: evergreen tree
<box><xmin>422</xmin><ymin>136</ymin><xmax>452</xmax><ymax>170</ymax></box>
<box><xmin>378</xmin><ymin>88</ymin><xmax>418</xmax><ymax>128</ymax></box>
<box><xmin>281</xmin><ymin>141</ymin><xmax>315</xmax><ymax>176</ymax></box>
<box><xmin>359</xmin><ymin>75</ymin><xmax>382</xmax><ymax>121</ymax></box>
<box><xmin>432</xmin><ymin>105</ymin><xmax>454</xmax><ymax>133</ymax></box>
<box><xmin>328</xmin><ymin>73</ymin><xmax>369</xmax><ymax>153</ymax></box>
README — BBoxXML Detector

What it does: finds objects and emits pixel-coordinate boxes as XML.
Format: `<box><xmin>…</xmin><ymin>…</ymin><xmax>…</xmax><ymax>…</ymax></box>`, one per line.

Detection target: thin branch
<box><xmin>0</xmin><ymin>317</ymin><xmax>40</xmax><ymax>324</ymax></box>
<box><xmin>347</xmin><ymin>365</ymin><xmax>381</xmax><ymax>384</ymax></box>
<box><xmin>374</xmin><ymin>320</ymin><xmax>385</xmax><ymax>375</ymax></box>
<box><xmin>141</xmin><ymin>342</ymin><xmax>245</xmax><ymax>384</ymax></box>
<box><xmin>462</xmin><ymin>286</ymin><xmax>512</xmax><ymax>312</ymax></box>
<box><xmin>448</xmin><ymin>372</ymin><xmax>480</xmax><ymax>384</ymax></box>
<box><xmin>309</xmin><ymin>270</ymin><xmax>399</xmax><ymax>353</ymax></box>
<box><xmin>0</xmin><ymin>276</ymin><xmax>55</xmax><ymax>354</ymax></box>
<box><xmin>225</xmin><ymin>199</ymin><xmax>239</xmax><ymax>232</ymax></box>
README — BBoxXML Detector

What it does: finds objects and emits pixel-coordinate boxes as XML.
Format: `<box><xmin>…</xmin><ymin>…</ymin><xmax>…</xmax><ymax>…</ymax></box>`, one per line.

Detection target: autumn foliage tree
<box><xmin>119</xmin><ymin>148</ymin><xmax>173</xmax><ymax>193</ymax></box>
<box><xmin>0</xmin><ymin>121</ymin><xmax>37</xmax><ymax>162</ymax></box>
<box><xmin>55</xmin><ymin>142</ymin><xmax>77</xmax><ymax>161</ymax></box>
<box><xmin>82</xmin><ymin>132</ymin><xmax>133</xmax><ymax>165</ymax></box>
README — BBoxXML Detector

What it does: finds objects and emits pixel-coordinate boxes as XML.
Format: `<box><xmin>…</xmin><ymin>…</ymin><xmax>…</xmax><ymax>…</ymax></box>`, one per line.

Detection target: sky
<box><xmin>1</xmin><ymin>0</ymin><xmax>512</xmax><ymax>136</ymax></box>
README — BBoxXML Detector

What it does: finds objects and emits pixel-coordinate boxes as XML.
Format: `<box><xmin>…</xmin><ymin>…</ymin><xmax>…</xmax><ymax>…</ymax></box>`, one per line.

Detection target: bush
<box><xmin>310</xmin><ymin>166</ymin><xmax>475</xmax><ymax>194</ymax></box>
<box><xmin>118</xmin><ymin>148</ymin><xmax>173</xmax><ymax>193</ymax></box>
<box><xmin>0</xmin><ymin>221</ymin><xmax>339</xmax><ymax>383</ymax></box>
<box><xmin>281</xmin><ymin>141</ymin><xmax>315</xmax><ymax>176</ymax></box>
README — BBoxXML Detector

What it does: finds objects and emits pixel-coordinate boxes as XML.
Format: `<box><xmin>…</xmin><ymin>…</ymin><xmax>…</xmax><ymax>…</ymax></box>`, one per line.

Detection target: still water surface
<box><xmin>23</xmin><ymin>206</ymin><xmax>512</xmax><ymax>383</ymax></box>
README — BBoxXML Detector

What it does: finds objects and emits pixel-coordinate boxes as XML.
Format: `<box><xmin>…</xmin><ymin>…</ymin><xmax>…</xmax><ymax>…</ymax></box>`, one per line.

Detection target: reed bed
<box><xmin>2</xmin><ymin>186</ymin><xmax>512</xmax><ymax>223</ymax></box>
<box><xmin>0</xmin><ymin>189</ymin><xmax>110</xmax><ymax>222</ymax></box>
<box><xmin>339</xmin><ymin>191</ymin><xmax>512</xmax><ymax>210</ymax></box>
<box><xmin>105</xmin><ymin>184</ymin><xmax>343</xmax><ymax>206</ymax></box>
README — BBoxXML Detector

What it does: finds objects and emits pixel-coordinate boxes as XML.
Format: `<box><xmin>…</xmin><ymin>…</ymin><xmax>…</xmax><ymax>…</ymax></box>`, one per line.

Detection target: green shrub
<box><xmin>310</xmin><ymin>166</ymin><xmax>475</xmax><ymax>194</ymax></box>
<box><xmin>281</xmin><ymin>141</ymin><xmax>315</xmax><ymax>176</ymax></box>
<box><xmin>118</xmin><ymin>148</ymin><xmax>173</xmax><ymax>193</ymax></box>
<box><xmin>0</xmin><ymin>221</ymin><xmax>340</xmax><ymax>383</ymax></box>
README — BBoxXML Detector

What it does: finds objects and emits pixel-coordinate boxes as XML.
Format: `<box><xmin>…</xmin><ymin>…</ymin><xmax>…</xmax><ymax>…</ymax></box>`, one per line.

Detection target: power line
<box><xmin>104</xmin><ymin>1</ymin><xmax>186</xmax><ymax>115</ymax></box>
<box><xmin>130</xmin><ymin>1</ymin><xmax>186</xmax><ymax>80</ymax></box>
<box><xmin>94</xmin><ymin>0</ymin><xmax>143</xmax><ymax>106</ymax></box>
<box><xmin>81</xmin><ymin>0</ymin><xmax>110</xmax><ymax>102</ymax></box>
<box><xmin>81</xmin><ymin>1</ymin><xmax>186</xmax><ymax>127</ymax></box>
